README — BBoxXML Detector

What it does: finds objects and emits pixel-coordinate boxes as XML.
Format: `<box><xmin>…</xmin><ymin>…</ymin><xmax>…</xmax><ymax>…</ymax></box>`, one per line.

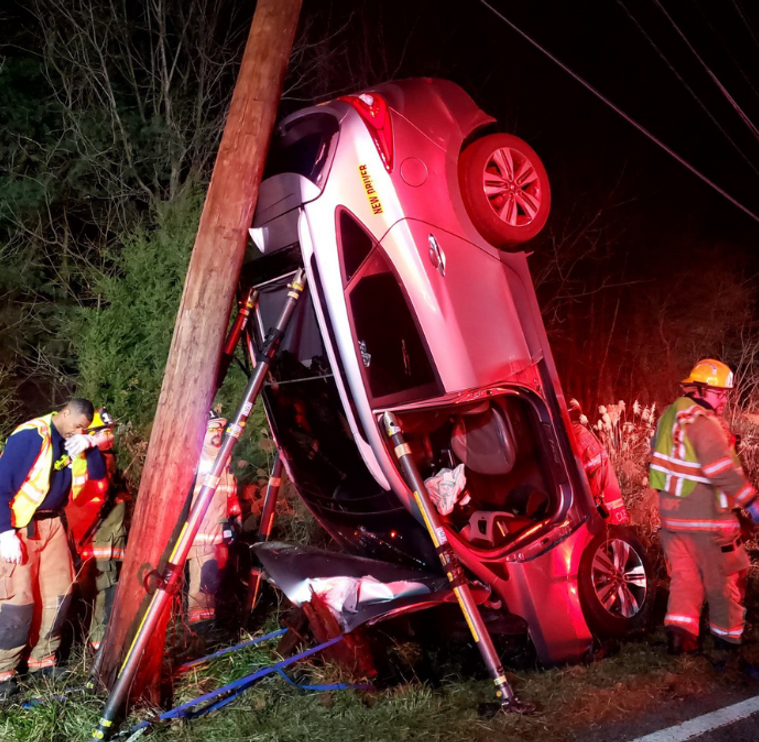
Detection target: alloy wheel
<box><xmin>590</xmin><ymin>537</ymin><xmax>648</xmax><ymax>619</ymax></box>
<box><xmin>482</xmin><ymin>147</ymin><xmax>543</xmax><ymax>227</ymax></box>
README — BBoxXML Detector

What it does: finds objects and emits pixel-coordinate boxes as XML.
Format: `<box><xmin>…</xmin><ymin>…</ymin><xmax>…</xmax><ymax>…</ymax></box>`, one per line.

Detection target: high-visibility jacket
<box><xmin>189</xmin><ymin>445</ymin><xmax>238</xmax><ymax>550</ymax></box>
<box><xmin>10</xmin><ymin>413</ymin><xmax>92</xmax><ymax>528</ymax></box>
<box><xmin>650</xmin><ymin>397</ymin><xmax>755</xmax><ymax>533</ymax></box>
<box><xmin>649</xmin><ymin>398</ymin><xmax>720</xmax><ymax>498</ymax></box>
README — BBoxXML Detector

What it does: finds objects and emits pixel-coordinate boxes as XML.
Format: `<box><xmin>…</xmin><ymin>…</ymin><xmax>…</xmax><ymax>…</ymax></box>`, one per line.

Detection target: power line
<box><xmin>652</xmin><ymin>0</ymin><xmax>759</xmax><ymax>145</ymax></box>
<box><xmin>692</xmin><ymin>0</ymin><xmax>759</xmax><ymax>112</ymax></box>
<box><xmin>476</xmin><ymin>0</ymin><xmax>759</xmax><ymax>226</ymax></box>
<box><xmin>732</xmin><ymin>0</ymin><xmax>759</xmax><ymax>58</ymax></box>
<box><xmin>617</xmin><ymin>0</ymin><xmax>759</xmax><ymax>178</ymax></box>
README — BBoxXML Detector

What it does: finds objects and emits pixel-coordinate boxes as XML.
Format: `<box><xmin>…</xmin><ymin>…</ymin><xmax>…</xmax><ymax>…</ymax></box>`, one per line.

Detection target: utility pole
<box><xmin>96</xmin><ymin>0</ymin><xmax>303</xmax><ymax>702</ymax></box>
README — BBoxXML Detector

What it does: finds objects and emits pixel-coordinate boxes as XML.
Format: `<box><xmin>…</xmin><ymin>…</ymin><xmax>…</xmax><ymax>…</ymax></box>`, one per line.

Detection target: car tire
<box><xmin>578</xmin><ymin>526</ymin><xmax>653</xmax><ymax>638</ymax></box>
<box><xmin>458</xmin><ymin>133</ymin><xmax>551</xmax><ymax>249</ymax></box>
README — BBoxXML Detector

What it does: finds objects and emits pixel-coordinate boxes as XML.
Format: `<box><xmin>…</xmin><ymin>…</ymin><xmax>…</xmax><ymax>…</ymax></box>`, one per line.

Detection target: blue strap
<box><xmin>177</xmin><ymin>627</ymin><xmax>288</xmax><ymax>671</ymax></box>
<box><xmin>129</xmin><ymin>634</ymin><xmax>346</xmax><ymax>730</ymax></box>
<box><xmin>275</xmin><ymin>668</ymin><xmax>373</xmax><ymax>692</ymax></box>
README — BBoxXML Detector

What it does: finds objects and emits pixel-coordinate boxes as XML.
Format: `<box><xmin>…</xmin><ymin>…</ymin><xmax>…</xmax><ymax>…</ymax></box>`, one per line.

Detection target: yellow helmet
<box><xmin>88</xmin><ymin>406</ymin><xmax>115</xmax><ymax>431</ymax></box>
<box><xmin>681</xmin><ymin>359</ymin><xmax>734</xmax><ymax>389</ymax></box>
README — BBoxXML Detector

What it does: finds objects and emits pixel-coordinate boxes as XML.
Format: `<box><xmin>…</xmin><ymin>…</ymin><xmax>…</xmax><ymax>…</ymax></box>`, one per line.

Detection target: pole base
<box><xmin>478</xmin><ymin>698</ymin><xmax>537</xmax><ymax>717</ymax></box>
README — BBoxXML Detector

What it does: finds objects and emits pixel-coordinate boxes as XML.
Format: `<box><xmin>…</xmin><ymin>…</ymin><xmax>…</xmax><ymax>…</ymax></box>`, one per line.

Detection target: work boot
<box><xmin>0</xmin><ymin>677</ymin><xmax>20</xmax><ymax>702</ymax></box>
<box><xmin>29</xmin><ymin>665</ymin><xmax>71</xmax><ymax>682</ymax></box>
<box><xmin>666</xmin><ymin>627</ymin><xmax>699</xmax><ymax>655</ymax></box>
<box><xmin>712</xmin><ymin>636</ymin><xmax>740</xmax><ymax>653</ymax></box>
<box><xmin>709</xmin><ymin>635</ymin><xmax>741</xmax><ymax>673</ymax></box>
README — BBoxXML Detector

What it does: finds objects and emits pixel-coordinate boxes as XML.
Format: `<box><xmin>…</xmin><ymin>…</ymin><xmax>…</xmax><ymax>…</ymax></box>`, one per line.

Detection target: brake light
<box><xmin>339</xmin><ymin>93</ymin><xmax>394</xmax><ymax>172</ymax></box>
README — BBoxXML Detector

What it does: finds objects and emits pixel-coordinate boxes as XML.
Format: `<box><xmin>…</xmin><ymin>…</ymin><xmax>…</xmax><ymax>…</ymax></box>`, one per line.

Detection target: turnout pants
<box><xmin>0</xmin><ymin>517</ymin><xmax>75</xmax><ymax>680</ymax></box>
<box><xmin>661</xmin><ymin>528</ymin><xmax>749</xmax><ymax>644</ymax></box>
<box><xmin>78</xmin><ymin>558</ymin><xmax>119</xmax><ymax>651</ymax></box>
<box><xmin>186</xmin><ymin>543</ymin><xmax>227</xmax><ymax>624</ymax></box>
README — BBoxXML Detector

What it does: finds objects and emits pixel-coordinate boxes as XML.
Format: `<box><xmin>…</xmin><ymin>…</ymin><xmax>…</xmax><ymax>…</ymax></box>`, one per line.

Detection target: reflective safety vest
<box><xmin>10</xmin><ymin>413</ymin><xmax>91</xmax><ymax>528</ymax></box>
<box><xmin>649</xmin><ymin>397</ymin><xmax>733</xmax><ymax>498</ymax></box>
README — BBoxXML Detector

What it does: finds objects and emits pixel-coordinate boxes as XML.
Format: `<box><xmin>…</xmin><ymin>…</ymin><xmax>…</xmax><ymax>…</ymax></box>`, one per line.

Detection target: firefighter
<box><xmin>0</xmin><ymin>399</ymin><xmax>108</xmax><ymax>700</ymax></box>
<box><xmin>186</xmin><ymin>416</ymin><xmax>239</xmax><ymax>628</ymax></box>
<box><xmin>65</xmin><ymin>407</ymin><xmax>127</xmax><ymax>652</ymax></box>
<box><xmin>568</xmin><ymin>399</ymin><xmax>629</xmax><ymax>525</ymax></box>
<box><xmin>649</xmin><ymin>359</ymin><xmax>759</xmax><ymax>655</ymax></box>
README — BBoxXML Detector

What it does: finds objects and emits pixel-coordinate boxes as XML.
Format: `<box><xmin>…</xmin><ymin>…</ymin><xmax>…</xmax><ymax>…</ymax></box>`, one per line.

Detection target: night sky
<box><xmin>4</xmin><ymin>0</ymin><xmax>759</xmax><ymax>407</ymax></box>
<box><xmin>297</xmin><ymin>0</ymin><xmax>759</xmax><ymax>404</ymax></box>
<box><xmin>317</xmin><ymin>0</ymin><xmax>759</xmax><ymax>242</ymax></box>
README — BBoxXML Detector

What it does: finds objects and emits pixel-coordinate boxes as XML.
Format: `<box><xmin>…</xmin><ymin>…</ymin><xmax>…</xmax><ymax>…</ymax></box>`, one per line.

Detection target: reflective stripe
<box><xmin>82</xmin><ymin>546</ymin><xmax>116</xmax><ymax>559</ymax></box>
<box><xmin>652</xmin><ymin>452</ymin><xmax>704</xmax><ymax>470</ymax></box>
<box><xmin>702</xmin><ymin>457</ymin><xmax>734</xmax><ymax>476</ymax></box>
<box><xmin>28</xmin><ymin>654</ymin><xmax>57</xmax><ymax>669</ymax></box>
<box><xmin>735</xmin><ymin>483</ymin><xmax>757</xmax><ymax>507</ymax></box>
<box><xmin>665</xmin><ymin>614</ymin><xmax>699</xmax><ymax>629</ymax></box>
<box><xmin>661</xmin><ymin>516</ymin><xmax>739</xmax><ymax>532</ymax></box>
<box><xmin>0</xmin><ymin>670</ymin><xmax>16</xmax><ymax>682</ymax></box>
<box><xmin>650</xmin><ymin>463</ymin><xmax>712</xmax><ymax>486</ymax></box>
<box><xmin>188</xmin><ymin>608</ymin><xmax>215</xmax><ymax>623</ymax></box>
<box><xmin>89</xmin><ymin>640</ymin><xmax>102</xmax><ymax>650</ymax></box>
<box><xmin>604</xmin><ymin>498</ymin><xmax>626</xmax><ymax>509</ymax></box>
<box><xmin>710</xmin><ymin>622</ymin><xmax>743</xmax><ymax>638</ymax></box>
<box><xmin>584</xmin><ymin>453</ymin><xmax>603</xmax><ymax>471</ymax></box>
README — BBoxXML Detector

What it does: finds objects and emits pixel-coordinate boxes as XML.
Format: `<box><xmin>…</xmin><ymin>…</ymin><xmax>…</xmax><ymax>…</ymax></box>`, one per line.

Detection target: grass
<box><xmin>5</xmin><ymin>410</ymin><xmax>759</xmax><ymax>741</ymax></box>
<box><xmin>0</xmin><ymin>617</ymin><xmax>754</xmax><ymax>742</ymax></box>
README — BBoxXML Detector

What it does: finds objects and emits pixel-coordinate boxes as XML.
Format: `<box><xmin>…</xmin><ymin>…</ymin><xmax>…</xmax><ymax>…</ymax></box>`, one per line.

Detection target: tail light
<box><xmin>339</xmin><ymin>93</ymin><xmax>394</xmax><ymax>172</ymax></box>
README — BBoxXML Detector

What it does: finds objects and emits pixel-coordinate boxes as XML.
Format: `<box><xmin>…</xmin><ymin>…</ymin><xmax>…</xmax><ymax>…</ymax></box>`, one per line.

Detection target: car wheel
<box><xmin>578</xmin><ymin>526</ymin><xmax>653</xmax><ymax>638</ymax></box>
<box><xmin>458</xmin><ymin>133</ymin><xmax>551</xmax><ymax>249</ymax></box>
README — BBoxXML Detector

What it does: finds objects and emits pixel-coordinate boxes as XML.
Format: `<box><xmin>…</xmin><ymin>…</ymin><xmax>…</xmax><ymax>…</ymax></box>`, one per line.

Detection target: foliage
<box><xmin>0</xmin><ymin>364</ymin><xmax>20</xmax><ymax>446</ymax></box>
<box><xmin>72</xmin><ymin>194</ymin><xmax>198</xmax><ymax>432</ymax></box>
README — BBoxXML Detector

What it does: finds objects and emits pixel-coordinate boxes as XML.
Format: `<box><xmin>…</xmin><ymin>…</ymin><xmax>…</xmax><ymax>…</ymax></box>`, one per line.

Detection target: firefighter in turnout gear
<box><xmin>65</xmin><ymin>408</ymin><xmax>127</xmax><ymax>652</ymax></box>
<box><xmin>186</xmin><ymin>416</ymin><xmax>240</xmax><ymax>627</ymax></box>
<box><xmin>0</xmin><ymin>399</ymin><xmax>108</xmax><ymax>700</ymax></box>
<box><xmin>568</xmin><ymin>399</ymin><xmax>629</xmax><ymax>525</ymax></box>
<box><xmin>650</xmin><ymin>359</ymin><xmax>759</xmax><ymax>655</ymax></box>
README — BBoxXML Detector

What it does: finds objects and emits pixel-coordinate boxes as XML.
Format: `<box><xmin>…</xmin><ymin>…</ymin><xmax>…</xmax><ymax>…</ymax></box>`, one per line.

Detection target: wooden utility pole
<box><xmin>97</xmin><ymin>0</ymin><xmax>303</xmax><ymax>701</ymax></box>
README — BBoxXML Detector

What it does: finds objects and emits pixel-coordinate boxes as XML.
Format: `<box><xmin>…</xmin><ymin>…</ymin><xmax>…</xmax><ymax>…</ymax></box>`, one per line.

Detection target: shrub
<box><xmin>70</xmin><ymin>191</ymin><xmax>272</xmax><ymax>488</ymax></box>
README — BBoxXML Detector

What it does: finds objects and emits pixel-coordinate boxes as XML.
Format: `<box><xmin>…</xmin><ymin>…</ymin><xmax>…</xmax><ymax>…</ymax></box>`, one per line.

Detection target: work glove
<box><xmin>65</xmin><ymin>433</ymin><xmax>97</xmax><ymax>457</ymax></box>
<box><xmin>0</xmin><ymin>529</ymin><xmax>23</xmax><ymax>565</ymax></box>
<box><xmin>745</xmin><ymin>499</ymin><xmax>759</xmax><ymax>527</ymax></box>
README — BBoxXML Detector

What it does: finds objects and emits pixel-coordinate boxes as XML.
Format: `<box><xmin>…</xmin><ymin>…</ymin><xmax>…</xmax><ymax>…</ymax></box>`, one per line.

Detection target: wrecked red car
<box><xmin>242</xmin><ymin>78</ymin><xmax>652</xmax><ymax>666</ymax></box>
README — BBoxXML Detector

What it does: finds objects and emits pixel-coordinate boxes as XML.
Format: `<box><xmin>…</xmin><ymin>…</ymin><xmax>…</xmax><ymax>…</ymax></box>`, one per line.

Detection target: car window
<box><xmin>265</xmin><ymin>113</ymin><xmax>339</xmax><ymax>186</ymax></box>
<box><xmin>338</xmin><ymin>209</ymin><xmax>375</xmax><ymax>284</ymax></box>
<box><xmin>347</xmin><ymin>247</ymin><xmax>440</xmax><ymax>402</ymax></box>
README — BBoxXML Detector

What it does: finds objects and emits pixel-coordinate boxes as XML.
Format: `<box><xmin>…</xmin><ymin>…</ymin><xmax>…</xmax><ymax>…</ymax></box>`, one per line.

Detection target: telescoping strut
<box><xmin>381</xmin><ymin>411</ymin><xmax>535</xmax><ymax>715</ymax></box>
<box><xmin>92</xmin><ymin>270</ymin><xmax>307</xmax><ymax>740</ymax></box>
<box><xmin>244</xmin><ymin>452</ymin><xmax>284</xmax><ymax>618</ymax></box>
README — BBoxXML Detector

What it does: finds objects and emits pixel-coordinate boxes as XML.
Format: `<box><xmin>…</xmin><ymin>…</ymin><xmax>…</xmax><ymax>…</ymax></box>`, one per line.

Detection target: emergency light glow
<box><xmin>340</xmin><ymin>93</ymin><xmax>394</xmax><ymax>172</ymax></box>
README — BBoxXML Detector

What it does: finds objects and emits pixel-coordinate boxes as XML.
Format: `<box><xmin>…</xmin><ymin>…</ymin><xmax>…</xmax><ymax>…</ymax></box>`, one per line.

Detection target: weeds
<box><xmin>0</xmin><ymin>627</ymin><xmax>744</xmax><ymax>742</ymax></box>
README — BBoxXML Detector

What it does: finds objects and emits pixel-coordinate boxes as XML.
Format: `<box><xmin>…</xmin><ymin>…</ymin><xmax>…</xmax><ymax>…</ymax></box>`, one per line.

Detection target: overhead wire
<box><xmin>651</xmin><ymin>0</ymin><xmax>759</xmax><ymax>145</ymax></box>
<box><xmin>732</xmin><ymin>0</ymin><xmax>759</xmax><ymax>57</ymax></box>
<box><xmin>616</xmin><ymin>0</ymin><xmax>759</xmax><ymax>178</ymax></box>
<box><xmin>693</xmin><ymin>0</ymin><xmax>759</xmax><ymax>110</ymax></box>
<box><xmin>476</xmin><ymin>0</ymin><xmax>759</xmax><ymax>226</ymax></box>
